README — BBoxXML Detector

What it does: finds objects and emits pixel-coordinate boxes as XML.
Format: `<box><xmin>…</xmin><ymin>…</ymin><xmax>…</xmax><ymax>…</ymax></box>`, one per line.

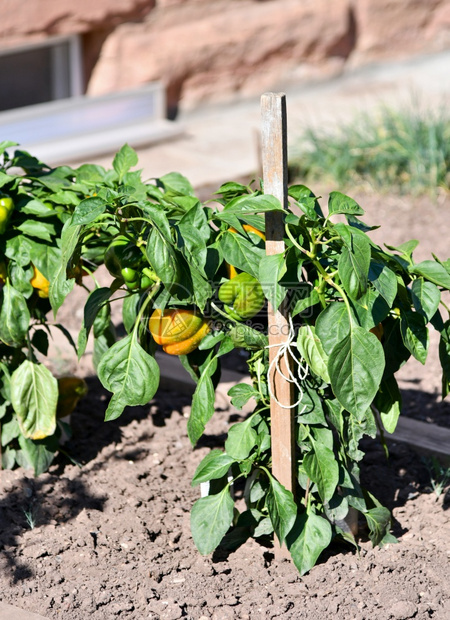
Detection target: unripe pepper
<box><xmin>218</xmin><ymin>271</ymin><xmax>265</xmax><ymax>321</ymax></box>
<box><xmin>226</xmin><ymin>224</ymin><xmax>265</xmax><ymax>279</ymax></box>
<box><xmin>0</xmin><ymin>196</ymin><xmax>15</xmax><ymax>235</ymax></box>
<box><xmin>149</xmin><ymin>308</ymin><xmax>210</xmax><ymax>355</ymax></box>
<box><xmin>104</xmin><ymin>235</ymin><xmax>142</xmax><ymax>279</ymax></box>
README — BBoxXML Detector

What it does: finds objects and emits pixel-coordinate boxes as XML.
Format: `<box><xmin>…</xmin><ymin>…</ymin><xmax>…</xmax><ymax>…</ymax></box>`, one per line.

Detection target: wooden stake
<box><xmin>261</xmin><ymin>93</ymin><xmax>295</xmax><ymax>502</ymax></box>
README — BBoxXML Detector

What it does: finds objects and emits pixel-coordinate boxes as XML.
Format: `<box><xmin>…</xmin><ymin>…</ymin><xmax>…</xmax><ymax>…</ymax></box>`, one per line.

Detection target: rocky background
<box><xmin>1</xmin><ymin>0</ymin><xmax>450</xmax><ymax>114</ymax></box>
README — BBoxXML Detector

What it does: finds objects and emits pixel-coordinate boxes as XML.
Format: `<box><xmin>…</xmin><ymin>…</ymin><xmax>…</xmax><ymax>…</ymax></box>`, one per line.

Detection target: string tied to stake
<box><xmin>266</xmin><ymin>314</ymin><xmax>309</xmax><ymax>410</ymax></box>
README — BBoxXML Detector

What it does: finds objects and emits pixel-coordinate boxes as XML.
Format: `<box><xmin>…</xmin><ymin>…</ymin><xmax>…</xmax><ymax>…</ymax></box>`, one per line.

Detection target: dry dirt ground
<box><xmin>0</xmin><ymin>189</ymin><xmax>449</xmax><ymax>620</ymax></box>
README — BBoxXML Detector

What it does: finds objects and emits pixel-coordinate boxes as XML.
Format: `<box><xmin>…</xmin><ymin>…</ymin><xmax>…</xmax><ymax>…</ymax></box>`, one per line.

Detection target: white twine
<box><xmin>266</xmin><ymin>314</ymin><xmax>309</xmax><ymax>410</ymax></box>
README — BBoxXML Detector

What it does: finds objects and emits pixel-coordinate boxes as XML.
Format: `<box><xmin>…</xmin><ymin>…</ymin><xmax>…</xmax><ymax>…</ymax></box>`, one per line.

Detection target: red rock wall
<box><xmin>1</xmin><ymin>0</ymin><xmax>449</xmax><ymax>111</ymax></box>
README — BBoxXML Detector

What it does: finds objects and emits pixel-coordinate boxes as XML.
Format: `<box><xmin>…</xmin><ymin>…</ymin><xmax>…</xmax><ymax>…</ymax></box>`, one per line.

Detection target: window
<box><xmin>0</xmin><ymin>35</ymin><xmax>83</xmax><ymax>112</ymax></box>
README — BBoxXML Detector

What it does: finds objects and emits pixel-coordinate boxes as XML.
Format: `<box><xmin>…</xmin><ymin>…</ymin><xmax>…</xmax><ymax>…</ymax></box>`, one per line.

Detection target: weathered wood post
<box><xmin>261</xmin><ymin>93</ymin><xmax>295</xmax><ymax>535</ymax></box>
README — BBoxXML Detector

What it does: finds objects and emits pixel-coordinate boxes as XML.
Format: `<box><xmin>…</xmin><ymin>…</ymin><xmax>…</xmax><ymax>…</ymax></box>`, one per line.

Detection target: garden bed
<box><xmin>0</xmin><ymin>188</ymin><xmax>449</xmax><ymax>619</ymax></box>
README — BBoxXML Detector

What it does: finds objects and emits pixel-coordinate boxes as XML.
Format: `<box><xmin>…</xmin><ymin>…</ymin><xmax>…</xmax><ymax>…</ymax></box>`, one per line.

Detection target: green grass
<box><xmin>290</xmin><ymin>100</ymin><xmax>450</xmax><ymax>194</ymax></box>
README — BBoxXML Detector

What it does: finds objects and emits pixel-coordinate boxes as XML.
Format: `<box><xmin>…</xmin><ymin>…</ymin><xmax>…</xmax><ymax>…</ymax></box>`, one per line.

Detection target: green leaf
<box><xmin>146</xmin><ymin>227</ymin><xmax>182</xmax><ymax>294</ymax></box>
<box><xmin>159</xmin><ymin>171</ymin><xmax>194</xmax><ymax>196</ymax></box>
<box><xmin>374</xmin><ymin>376</ymin><xmax>402</xmax><ymax>434</ymax></box>
<box><xmin>113</xmin><ymin>144</ymin><xmax>138</xmax><ymax>183</ymax></box>
<box><xmin>364</xmin><ymin>507</ymin><xmax>392</xmax><ymax>547</ymax></box>
<box><xmin>0</xmin><ymin>283</ymin><xmax>30</xmax><ymax>346</ymax></box>
<box><xmin>315</xmin><ymin>302</ymin><xmax>353</xmax><ymax>355</ymax></box>
<box><xmin>368</xmin><ymin>261</ymin><xmax>398</xmax><ymax>307</ymax></box>
<box><xmin>191</xmin><ymin>486</ymin><xmax>234</xmax><ymax>555</ymax></box>
<box><xmin>287</xmin><ymin>511</ymin><xmax>332</xmax><ymax>576</ymax></box>
<box><xmin>1</xmin><ymin>415</ymin><xmax>21</xmax><ymax>446</ymax></box>
<box><xmin>266</xmin><ymin>473</ymin><xmax>297</xmax><ymax>544</ymax></box>
<box><xmin>187</xmin><ymin>355</ymin><xmax>218</xmax><ymax>444</ymax></box>
<box><xmin>338</xmin><ymin>232</ymin><xmax>371</xmax><ymax>300</ymax></box>
<box><xmin>328</xmin><ymin>326</ymin><xmax>385</xmax><ymax>417</ymax></box>
<box><xmin>411</xmin><ymin>278</ymin><xmax>440</xmax><ymax>321</ymax></box>
<box><xmin>303</xmin><ymin>441</ymin><xmax>339</xmax><ymax>503</ymax></box>
<box><xmin>409</xmin><ymin>260</ymin><xmax>450</xmax><ymax>289</ymax></box>
<box><xmin>291</xmin><ymin>284</ymin><xmax>320</xmax><ymax>317</ymax></box>
<box><xmin>346</xmin><ymin>407</ymin><xmax>377</xmax><ymax>461</ymax></box>
<box><xmin>71</xmin><ymin>197</ymin><xmax>107</xmax><ymax>226</ymax></box>
<box><xmin>11</xmin><ymin>361</ymin><xmax>58</xmax><ymax>440</ymax></box>
<box><xmin>228</xmin><ymin>324</ymin><xmax>268</xmax><ymax>350</ymax></box>
<box><xmin>328</xmin><ymin>191</ymin><xmax>364</xmax><ymax>216</ymax></box>
<box><xmin>258</xmin><ymin>253</ymin><xmax>287</xmax><ymax>311</ymax></box>
<box><xmin>192</xmin><ymin>450</ymin><xmax>236</xmax><ymax>486</ymax></box>
<box><xmin>220</xmin><ymin>230</ymin><xmax>265</xmax><ymax>280</ymax></box>
<box><xmin>400</xmin><ymin>311</ymin><xmax>429</xmax><ymax>364</ymax></box>
<box><xmin>16</xmin><ymin>220</ymin><xmax>56</xmax><ymax>242</ymax></box>
<box><xmin>17</xmin><ymin>435</ymin><xmax>58</xmax><ymax>476</ymax></box>
<box><xmin>218</xmin><ymin>193</ymin><xmax>283</xmax><ymax>216</ymax></box>
<box><xmin>297</xmin><ymin>325</ymin><xmax>330</xmax><ymax>383</ymax></box>
<box><xmin>98</xmin><ymin>333</ymin><xmax>160</xmax><ymax>421</ymax></box>
<box><xmin>49</xmin><ymin>219</ymin><xmax>80</xmax><ymax>315</ymax></box>
<box><xmin>438</xmin><ymin>320</ymin><xmax>450</xmax><ymax>399</ymax></box>
<box><xmin>83</xmin><ymin>287</ymin><xmax>112</xmax><ymax>339</ymax></box>
<box><xmin>225</xmin><ymin>417</ymin><xmax>258</xmax><ymax>460</ymax></box>
<box><xmin>227</xmin><ymin>383</ymin><xmax>259</xmax><ymax>409</ymax></box>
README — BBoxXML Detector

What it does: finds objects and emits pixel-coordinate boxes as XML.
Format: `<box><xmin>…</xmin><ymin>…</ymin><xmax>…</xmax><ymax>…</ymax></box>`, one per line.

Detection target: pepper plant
<box><xmin>51</xmin><ymin>144</ymin><xmax>450</xmax><ymax>574</ymax></box>
<box><xmin>0</xmin><ymin>141</ymin><xmax>110</xmax><ymax>474</ymax></box>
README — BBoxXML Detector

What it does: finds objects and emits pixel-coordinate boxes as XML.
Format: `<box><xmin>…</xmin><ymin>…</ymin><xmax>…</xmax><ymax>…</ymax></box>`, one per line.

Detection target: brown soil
<box><xmin>0</xmin><ymin>189</ymin><xmax>449</xmax><ymax>620</ymax></box>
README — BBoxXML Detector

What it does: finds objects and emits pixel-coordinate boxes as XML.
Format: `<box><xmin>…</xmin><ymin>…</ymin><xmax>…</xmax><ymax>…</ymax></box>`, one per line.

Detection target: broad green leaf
<box><xmin>315</xmin><ymin>302</ymin><xmax>353</xmax><ymax>355</ymax></box>
<box><xmin>364</xmin><ymin>507</ymin><xmax>393</xmax><ymax>547</ymax></box>
<box><xmin>192</xmin><ymin>450</ymin><xmax>236</xmax><ymax>486</ymax></box>
<box><xmin>17</xmin><ymin>435</ymin><xmax>58</xmax><ymax>476</ymax></box>
<box><xmin>438</xmin><ymin>320</ymin><xmax>450</xmax><ymax>398</ymax></box>
<box><xmin>98</xmin><ymin>333</ymin><xmax>160</xmax><ymax>421</ymax></box>
<box><xmin>338</xmin><ymin>232</ymin><xmax>371</xmax><ymax>300</ymax></box>
<box><xmin>225</xmin><ymin>417</ymin><xmax>258</xmax><ymax>460</ymax></box>
<box><xmin>187</xmin><ymin>355</ymin><xmax>218</xmax><ymax>444</ymax></box>
<box><xmin>352</xmin><ymin>288</ymin><xmax>390</xmax><ymax>331</ymax></box>
<box><xmin>218</xmin><ymin>193</ymin><xmax>282</xmax><ymax>216</ymax></box>
<box><xmin>328</xmin><ymin>191</ymin><xmax>364</xmax><ymax>216</ymax></box>
<box><xmin>297</xmin><ymin>324</ymin><xmax>330</xmax><ymax>383</ymax></box>
<box><xmin>346</xmin><ymin>406</ymin><xmax>377</xmax><ymax>462</ymax></box>
<box><xmin>17</xmin><ymin>220</ymin><xmax>55</xmax><ymax>242</ymax></box>
<box><xmin>122</xmin><ymin>293</ymin><xmax>139</xmax><ymax>334</ymax></box>
<box><xmin>266</xmin><ymin>473</ymin><xmax>297</xmax><ymax>543</ymax></box>
<box><xmin>146</xmin><ymin>227</ymin><xmax>182</xmax><ymax>294</ymax></box>
<box><xmin>374</xmin><ymin>376</ymin><xmax>402</xmax><ymax>434</ymax></box>
<box><xmin>328</xmin><ymin>326</ymin><xmax>385</xmax><ymax>417</ymax></box>
<box><xmin>228</xmin><ymin>324</ymin><xmax>268</xmax><ymax>350</ymax></box>
<box><xmin>178</xmin><ymin>202</ymin><xmax>209</xmax><ymax>274</ymax></box>
<box><xmin>291</xmin><ymin>284</ymin><xmax>320</xmax><ymax>317</ymax></box>
<box><xmin>49</xmin><ymin>219</ymin><xmax>80</xmax><ymax>315</ymax></box>
<box><xmin>0</xmin><ymin>283</ymin><xmax>30</xmax><ymax>346</ymax></box>
<box><xmin>297</xmin><ymin>382</ymin><xmax>326</xmax><ymax>424</ymax></box>
<box><xmin>287</xmin><ymin>511</ymin><xmax>332</xmax><ymax>575</ymax></box>
<box><xmin>227</xmin><ymin>383</ymin><xmax>259</xmax><ymax>410</ymax></box>
<box><xmin>11</xmin><ymin>361</ymin><xmax>58</xmax><ymax>440</ymax></box>
<box><xmin>400</xmin><ymin>311</ymin><xmax>429</xmax><ymax>364</ymax></box>
<box><xmin>303</xmin><ymin>441</ymin><xmax>339</xmax><ymax>503</ymax></box>
<box><xmin>1</xmin><ymin>415</ymin><xmax>21</xmax><ymax>446</ymax></box>
<box><xmin>71</xmin><ymin>196</ymin><xmax>107</xmax><ymax>226</ymax></box>
<box><xmin>159</xmin><ymin>171</ymin><xmax>194</xmax><ymax>196</ymax></box>
<box><xmin>83</xmin><ymin>287</ymin><xmax>112</xmax><ymax>341</ymax></box>
<box><xmin>409</xmin><ymin>260</ymin><xmax>450</xmax><ymax>289</ymax></box>
<box><xmin>368</xmin><ymin>261</ymin><xmax>397</xmax><ymax>307</ymax></box>
<box><xmin>411</xmin><ymin>278</ymin><xmax>440</xmax><ymax>321</ymax></box>
<box><xmin>220</xmin><ymin>230</ymin><xmax>265</xmax><ymax>280</ymax></box>
<box><xmin>113</xmin><ymin>144</ymin><xmax>138</xmax><ymax>183</ymax></box>
<box><xmin>191</xmin><ymin>486</ymin><xmax>234</xmax><ymax>555</ymax></box>
<box><xmin>5</xmin><ymin>235</ymin><xmax>32</xmax><ymax>266</ymax></box>
<box><xmin>259</xmin><ymin>253</ymin><xmax>287</xmax><ymax>311</ymax></box>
